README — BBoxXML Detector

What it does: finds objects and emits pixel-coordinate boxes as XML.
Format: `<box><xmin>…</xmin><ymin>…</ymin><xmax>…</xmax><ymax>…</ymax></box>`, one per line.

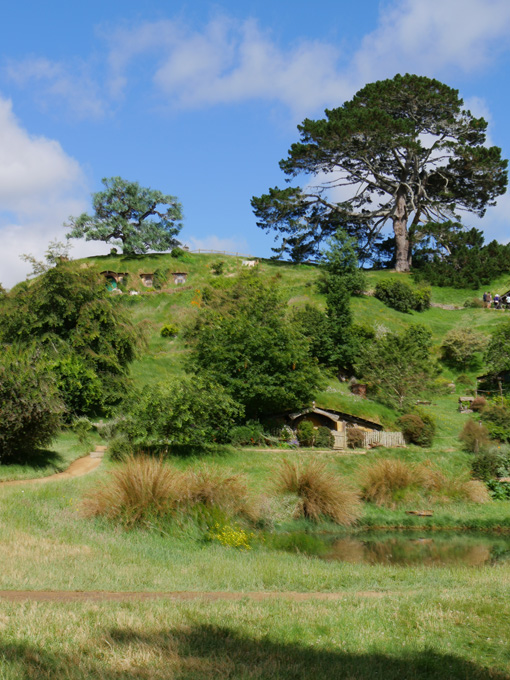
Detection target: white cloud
<box><xmin>0</xmin><ymin>96</ymin><xmax>97</xmax><ymax>288</ymax></box>
<box><xmin>5</xmin><ymin>57</ymin><xmax>106</xmax><ymax>120</ymax></box>
<box><xmin>105</xmin><ymin>16</ymin><xmax>353</xmax><ymax>116</ymax></box>
<box><xmin>355</xmin><ymin>0</ymin><xmax>510</xmax><ymax>81</ymax></box>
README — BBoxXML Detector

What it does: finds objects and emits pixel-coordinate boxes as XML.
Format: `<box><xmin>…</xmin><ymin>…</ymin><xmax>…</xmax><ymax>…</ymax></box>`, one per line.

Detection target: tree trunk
<box><xmin>393</xmin><ymin>189</ymin><xmax>410</xmax><ymax>272</ymax></box>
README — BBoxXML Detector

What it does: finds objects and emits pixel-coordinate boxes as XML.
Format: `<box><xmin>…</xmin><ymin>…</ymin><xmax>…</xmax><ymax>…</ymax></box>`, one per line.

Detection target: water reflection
<box><xmin>270</xmin><ymin>531</ymin><xmax>510</xmax><ymax>567</ymax></box>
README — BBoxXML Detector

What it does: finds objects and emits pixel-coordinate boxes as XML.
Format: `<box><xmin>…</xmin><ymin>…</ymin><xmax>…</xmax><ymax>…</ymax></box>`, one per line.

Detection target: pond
<box><xmin>268</xmin><ymin>531</ymin><xmax>510</xmax><ymax>567</ymax></box>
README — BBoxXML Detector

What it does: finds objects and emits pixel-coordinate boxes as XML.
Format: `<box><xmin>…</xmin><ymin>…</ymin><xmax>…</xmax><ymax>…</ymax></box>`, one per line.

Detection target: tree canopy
<box><xmin>252</xmin><ymin>74</ymin><xmax>508</xmax><ymax>271</ymax></box>
<box><xmin>187</xmin><ymin>271</ymin><xmax>322</xmax><ymax>418</ymax></box>
<box><xmin>66</xmin><ymin>177</ymin><xmax>183</xmax><ymax>254</ymax></box>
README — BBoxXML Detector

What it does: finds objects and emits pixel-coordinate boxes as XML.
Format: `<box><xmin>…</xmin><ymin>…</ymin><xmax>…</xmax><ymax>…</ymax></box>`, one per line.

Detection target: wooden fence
<box><xmin>362</xmin><ymin>431</ymin><xmax>406</xmax><ymax>448</ymax></box>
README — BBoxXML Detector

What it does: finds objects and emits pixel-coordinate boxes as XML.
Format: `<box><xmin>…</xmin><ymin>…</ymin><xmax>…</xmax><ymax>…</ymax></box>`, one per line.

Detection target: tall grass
<box><xmin>82</xmin><ymin>455</ymin><xmax>255</xmax><ymax>526</ymax></box>
<box><xmin>276</xmin><ymin>459</ymin><xmax>361</xmax><ymax>526</ymax></box>
<box><xmin>361</xmin><ymin>458</ymin><xmax>490</xmax><ymax>507</ymax></box>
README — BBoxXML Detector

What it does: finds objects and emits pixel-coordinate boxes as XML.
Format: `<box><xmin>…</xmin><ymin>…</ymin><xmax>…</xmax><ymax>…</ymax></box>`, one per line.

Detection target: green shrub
<box><xmin>463</xmin><ymin>297</ymin><xmax>484</xmax><ymax>308</ymax></box>
<box><xmin>374</xmin><ymin>280</ymin><xmax>429</xmax><ymax>313</ymax></box>
<box><xmin>123</xmin><ymin>376</ymin><xmax>243</xmax><ymax>449</ymax></box>
<box><xmin>171</xmin><ymin>247</ymin><xmax>185</xmax><ymax>258</ymax></box>
<box><xmin>397</xmin><ymin>411</ymin><xmax>435</xmax><ymax>447</ymax></box>
<box><xmin>52</xmin><ymin>353</ymin><xmax>103</xmax><ymax>419</ymax></box>
<box><xmin>160</xmin><ymin>323</ymin><xmax>179</xmax><ymax>338</ymax></box>
<box><xmin>0</xmin><ymin>345</ymin><xmax>64</xmax><ymax>462</ymax></box>
<box><xmin>276</xmin><ymin>459</ymin><xmax>361</xmax><ymax>525</ymax></box>
<box><xmin>229</xmin><ymin>421</ymin><xmax>265</xmax><ymax>446</ymax></box>
<box><xmin>480</xmin><ymin>399</ymin><xmax>510</xmax><ymax>442</ymax></box>
<box><xmin>440</xmin><ymin>328</ymin><xmax>487</xmax><ymax>369</ymax></box>
<box><xmin>211</xmin><ymin>261</ymin><xmax>225</xmax><ymax>275</ymax></box>
<box><xmin>459</xmin><ymin>420</ymin><xmax>490</xmax><ymax>453</ymax></box>
<box><xmin>296</xmin><ymin>421</ymin><xmax>315</xmax><ymax>447</ymax></box>
<box><xmin>315</xmin><ymin>426</ymin><xmax>334</xmax><ymax>448</ymax></box>
<box><xmin>487</xmin><ymin>480</ymin><xmax>510</xmax><ymax>500</ymax></box>
<box><xmin>456</xmin><ymin>374</ymin><xmax>474</xmax><ymax>388</ymax></box>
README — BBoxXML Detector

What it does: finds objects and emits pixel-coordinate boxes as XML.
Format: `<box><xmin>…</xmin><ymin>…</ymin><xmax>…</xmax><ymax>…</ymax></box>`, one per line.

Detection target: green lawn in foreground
<box><xmin>0</xmin><ymin>595</ymin><xmax>508</xmax><ymax>678</ymax></box>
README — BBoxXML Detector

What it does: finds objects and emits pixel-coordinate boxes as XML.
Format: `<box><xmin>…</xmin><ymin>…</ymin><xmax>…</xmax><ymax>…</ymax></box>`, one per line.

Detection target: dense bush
<box><xmin>440</xmin><ymin>328</ymin><xmax>487</xmax><ymax>369</ymax></box>
<box><xmin>229</xmin><ymin>421</ymin><xmax>265</xmax><ymax>447</ymax></box>
<box><xmin>480</xmin><ymin>399</ymin><xmax>510</xmax><ymax>442</ymax></box>
<box><xmin>471</xmin><ymin>446</ymin><xmax>510</xmax><ymax>483</ymax></box>
<box><xmin>315</xmin><ymin>426</ymin><xmax>334</xmax><ymax>448</ymax></box>
<box><xmin>0</xmin><ymin>346</ymin><xmax>64</xmax><ymax>461</ymax></box>
<box><xmin>459</xmin><ymin>420</ymin><xmax>490</xmax><ymax>453</ymax></box>
<box><xmin>347</xmin><ymin>427</ymin><xmax>365</xmax><ymax>449</ymax></box>
<box><xmin>276</xmin><ymin>459</ymin><xmax>361</xmax><ymax>525</ymax></box>
<box><xmin>160</xmin><ymin>323</ymin><xmax>179</xmax><ymax>338</ymax></box>
<box><xmin>123</xmin><ymin>376</ymin><xmax>243</xmax><ymax>450</ymax></box>
<box><xmin>152</xmin><ymin>268</ymin><xmax>169</xmax><ymax>289</ymax></box>
<box><xmin>211</xmin><ymin>261</ymin><xmax>225</xmax><ymax>275</ymax></box>
<box><xmin>296</xmin><ymin>421</ymin><xmax>315</xmax><ymax>447</ymax></box>
<box><xmin>374</xmin><ymin>280</ymin><xmax>430</xmax><ymax>313</ymax></box>
<box><xmin>171</xmin><ymin>247</ymin><xmax>185</xmax><ymax>258</ymax></box>
<box><xmin>397</xmin><ymin>412</ymin><xmax>435</xmax><ymax>447</ymax></box>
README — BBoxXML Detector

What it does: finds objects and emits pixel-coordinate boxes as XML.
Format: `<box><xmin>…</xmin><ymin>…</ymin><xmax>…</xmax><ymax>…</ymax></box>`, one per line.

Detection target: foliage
<box><xmin>207</xmin><ymin>523</ymin><xmax>255</xmax><ymax>549</ymax></box>
<box><xmin>480</xmin><ymin>398</ymin><xmax>510</xmax><ymax>442</ymax></box>
<box><xmin>171</xmin><ymin>247</ymin><xmax>185</xmax><ymax>258</ymax></box>
<box><xmin>160</xmin><ymin>323</ymin><xmax>179</xmax><ymax>338</ymax></box>
<box><xmin>317</xmin><ymin>229</ymin><xmax>366</xmax><ymax>296</ymax></box>
<box><xmin>459</xmin><ymin>420</ymin><xmax>490</xmax><ymax>453</ymax></box>
<box><xmin>296</xmin><ymin>421</ymin><xmax>315</xmax><ymax>447</ymax></box>
<box><xmin>211</xmin><ymin>261</ymin><xmax>225</xmax><ymax>275</ymax></box>
<box><xmin>471</xmin><ymin>445</ymin><xmax>510</xmax><ymax>482</ymax></box>
<box><xmin>152</xmin><ymin>268</ymin><xmax>170</xmax><ymax>290</ymax></box>
<box><xmin>463</xmin><ymin>297</ymin><xmax>485</xmax><ymax>308</ymax></box>
<box><xmin>355</xmin><ymin>324</ymin><xmax>439</xmax><ymax>409</ymax></box>
<box><xmin>20</xmin><ymin>239</ymin><xmax>73</xmax><ymax>277</ymax></box>
<box><xmin>66</xmin><ymin>176</ymin><xmax>183</xmax><ymax>255</ymax></box>
<box><xmin>414</xmin><ymin>226</ymin><xmax>510</xmax><ymax>288</ymax></box>
<box><xmin>0</xmin><ymin>262</ymin><xmax>143</xmax><ymax>414</ymax></box>
<box><xmin>440</xmin><ymin>328</ymin><xmax>488</xmax><ymax>369</ymax></box>
<box><xmin>397</xmin><ymin>412</ymin><xmax>435</xmax><ymax>447</ymax></box>
<box><xmin>347</xmin><ymin>427</ymin><xmax>365</xmax><ymax>449</ymax></box>
<box><xmin>484</xmin><ymin>321</ymin><xmax>510</xmax><ymax>379</ymax></box>
<box><xmin>315</xmin><ymin>426</ymin><xmax>334</xmax><ymax>448</ymax></box>
<box><xmin>456</xmin><ymin>374</ymin><xmax>475</xmax><ymax>388</ymax></box>
<box><xmin>185</xmin><ymin>464</ymin><xmax>255</xmax><ymax>519</ymax></box>
<box><xmin>229</xmin><ymin>421</ymin><xmax>265</xmax><ymax>447</ymax></box>
<box><xmin>188</xmin><ymin>272</ymin><xmax>322</xmax><ymax>417</ymax></box>
<box><xmin>123</xmin><ymin>376</ymin><xmax>243</xmax><ymax>449</ymax></box>
<box><xmin>360</xmin><ymin>459</ymin><xmax>415</xmax><ymax>506</ymax></box>
<box><xmin>374</xmin><ymin>280</ymin><xmax>430</xmax><ymax>313</ymax></box>
<box><xmin>276</xmin><ymin>459</ymin><xmax>361</xmax><ymax>525</ymax></box>
<box><xmin>290</xmin><ymin>304</ymin><xmax>332</xmax><ymax>366</ymax></box>
<box><xmin>252</xmin><ymin>74</ymin><xmax>508</xmax><ymax>270</ymax></box>
<box><xmin>0</xmin><ymin>345</ymin><xmax>64</xmax><ymax>461</ymax></box>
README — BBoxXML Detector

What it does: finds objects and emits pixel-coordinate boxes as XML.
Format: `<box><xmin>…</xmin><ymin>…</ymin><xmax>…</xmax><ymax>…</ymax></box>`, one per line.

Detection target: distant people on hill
<box><xmin>486</xmin><ymin>292</ymin><xmax>492</xmax><ymax>308</ymax></box>
<box><xmin>494</xmin><ymin>293</ymin><xmax>500</xmax><ymax>309</ymax></box>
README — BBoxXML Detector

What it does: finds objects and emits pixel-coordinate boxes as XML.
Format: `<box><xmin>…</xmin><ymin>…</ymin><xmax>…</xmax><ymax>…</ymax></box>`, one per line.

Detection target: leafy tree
<box><xmin>290</xmin><ymin>304</ymin><xmax>332</xmax><ymax>366</ymax></box>
<box><xmin>484</xmin><ymin>321</ymin><xmax>510</xmax><ymax>379</ymax></box>
<box><xmin>252</xmin><ymin>74</ymin><xmax>508</xmax><ymax>271</ymax></box>
<box><xmin>20</xmin><ymin>239</ymin><xmax>73</xmax><ymax>277</ymax></box>
<box><xmin>0</xmin><ymin>262</ymin><xmax>144</xmax><ymax>414</ymax></box>
<box><xmin>123</xmin><ymin>376</ymin><xmax>243</xmax><ymax>448</ymax></box>
<box><xmin>0</xmin><ymin>345</ymin><xmax>64</xmax><ymax>461</ymax></box>
<box><xmin>318</xmin><ymin>229</ymin><xmax>366</xmax><ymax>296</ymax></box>
<box><xmin>66</xmin><ymin>176</ymin><xmax>183</xmax><ymax>254</ymax></box>
<box><xmin>355</xmin><ymin>325</ymin><xmax>439</xmax><ymax>409</ymax></box>
<box><xmin>188</xmin><ymin>272</ymin><xmax>322</xmax><ymax>418</ymax></box>
<box><xmin>440</xmin><ymin>327</ymin><xmax>488</xmax><ymax>369</ymax></box>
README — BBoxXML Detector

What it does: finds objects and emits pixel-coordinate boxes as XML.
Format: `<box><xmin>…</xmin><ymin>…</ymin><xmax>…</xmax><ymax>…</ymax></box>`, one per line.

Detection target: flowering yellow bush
<box><xmin>208</xmin><ymin>523</ymin><xmax>254</xmax><ymax>550</ymax></box>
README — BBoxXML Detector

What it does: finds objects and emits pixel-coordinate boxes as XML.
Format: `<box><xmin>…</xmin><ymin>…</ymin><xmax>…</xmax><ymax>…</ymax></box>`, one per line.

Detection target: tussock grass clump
<box><xmin>82</xmin><ymin>455</ymin><xmax>184</xmax><ymax>525</ymax></box>
<box><xmin>362</xmin><ymin>458</ymin><xmax>490</xmax><ymax>507</ymax></box>
<box><xmin>276</xmin><ymin>459</ymin><xmax>361</xmax><ymax>526</ymax></box>
<box><xmin>82</xmin><ymin>456</ymin><xmax>257</xmax><ymax>526</ymax></box>
<box><xmin>185</xmin><ymin>465</ymin><xmax>256</xmax><ymax>519</ymax></box>
<box><xmin>361</xmin><ymin>458</ymin><xmax>415</xmax><ymax>507</ymax></box>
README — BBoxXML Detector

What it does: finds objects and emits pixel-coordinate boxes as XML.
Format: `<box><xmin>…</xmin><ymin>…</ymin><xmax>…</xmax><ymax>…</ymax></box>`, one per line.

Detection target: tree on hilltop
<box><xmin>252</xmin><ymin>74</ymin><xmax>508</xmax><ymax>271</ymax></box>
<box><xmin>66</xmin><ymin>176</ymin><xmax>183</xmax><ymax>254</ymax></box>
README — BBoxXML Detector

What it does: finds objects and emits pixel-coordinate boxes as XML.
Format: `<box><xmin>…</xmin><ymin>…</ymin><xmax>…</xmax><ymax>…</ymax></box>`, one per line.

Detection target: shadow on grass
<box><xmin>1</xmin><ymin>448</ymin><xmax>64</xmax><ymax>470</ymax></box>
<box><xmin>0</xmin><ymin>624</ymin><xmax>507</xmax><ymax>679</ymax></box>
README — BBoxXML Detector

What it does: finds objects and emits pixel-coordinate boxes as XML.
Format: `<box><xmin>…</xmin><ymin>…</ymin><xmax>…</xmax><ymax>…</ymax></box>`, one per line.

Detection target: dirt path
<box><xmin>0</xmin><ymin>447</ymin><xmax>106</xmax><ymax>487</ymax></box>
<box><xmin>0</xmin><ymin>590</ymin><xmax>386</xmax><ymax>603</ymax></box>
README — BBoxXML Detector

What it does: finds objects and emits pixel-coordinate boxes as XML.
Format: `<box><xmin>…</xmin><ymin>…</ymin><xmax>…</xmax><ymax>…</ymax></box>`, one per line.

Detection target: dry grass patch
<box><xmin>185</xmin><ymin>464</ymin><xmax>258</xmax><ymax>520</ymax></box>
<box><xmin>276</xmin><ymin>459</ymin><xmax>361</xmax><ymax>526</ymax></box>
<box><xmin>360</xmin><ymin>458</ymin><xmax>415</xmax><ymax>507</ymax></box>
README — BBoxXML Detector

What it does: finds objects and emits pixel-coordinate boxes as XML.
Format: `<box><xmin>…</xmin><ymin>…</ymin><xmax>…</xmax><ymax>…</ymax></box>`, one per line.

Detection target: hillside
<box><xmin>57</xmin><ymin>251</ymin><xmax>510</xmax><ymax>443</ymax></box>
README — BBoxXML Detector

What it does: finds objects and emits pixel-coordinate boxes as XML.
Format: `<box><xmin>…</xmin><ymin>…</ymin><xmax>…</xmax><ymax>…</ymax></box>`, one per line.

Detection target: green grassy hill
<box><xmin>67</xmin><ymin>252</ymin><xmax>510</xmax><ymax>439</ymax></box>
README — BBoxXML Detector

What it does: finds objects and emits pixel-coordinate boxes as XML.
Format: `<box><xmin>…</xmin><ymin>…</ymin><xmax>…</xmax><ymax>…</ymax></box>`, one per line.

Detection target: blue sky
<box><xmin>1</xmin><ymin>0</ymin><xmax>510</xmax><ymax>286</ymax></box>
